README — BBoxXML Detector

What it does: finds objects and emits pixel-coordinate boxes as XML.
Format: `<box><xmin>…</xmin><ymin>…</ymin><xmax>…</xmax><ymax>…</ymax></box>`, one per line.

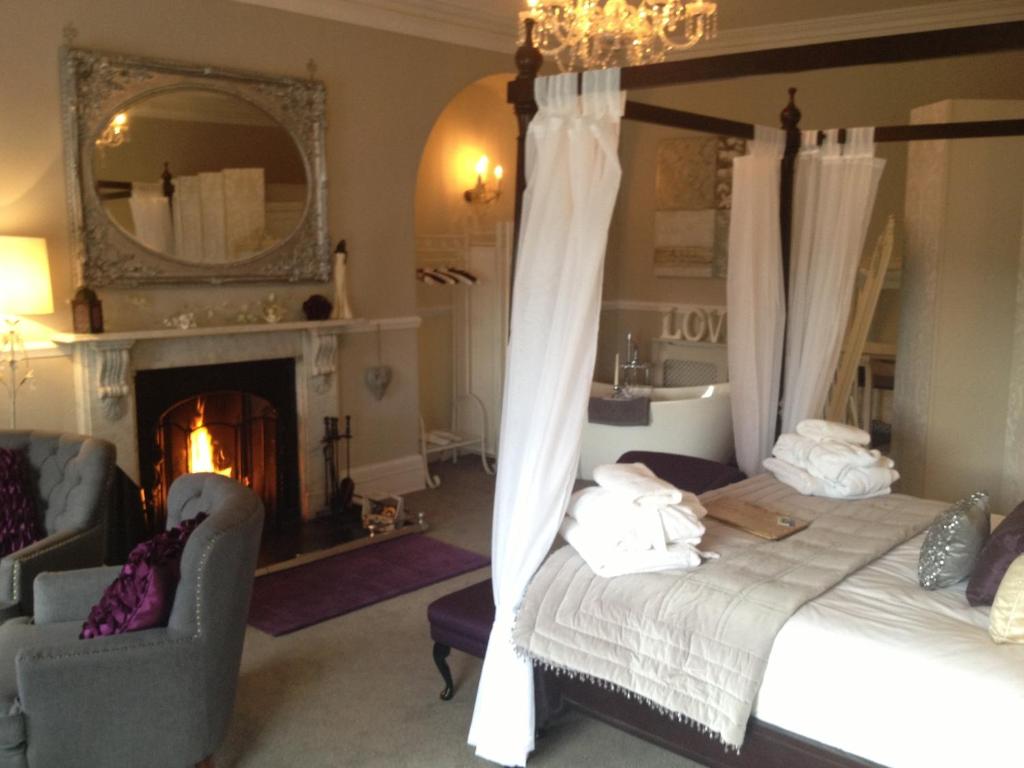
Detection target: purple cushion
<box><xmin>80</xmin><ymin>513</ymin><xmax>207</xmax><ymax>639</ymax></box>
<box><xmin>0</xmin><ymin>448</ymin><xmax>43</xmax><ymax>558</ymax></box>
<box><xmin>966</xmin><ymin>501</ymin><xmax>1024</xmax><ymax>607</ymax></box>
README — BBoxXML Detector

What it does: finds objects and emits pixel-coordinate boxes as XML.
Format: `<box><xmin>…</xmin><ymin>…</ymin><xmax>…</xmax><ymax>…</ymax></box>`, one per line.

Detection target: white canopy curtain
<box><xmin>467</xmin><ymin>69</ymin><xmax>624</xmax><ymax>767</ymax></box>
<box><xmin>727</xmin><ymin>127</ymin><xmax>787</xmax><ymax>477</ymax></box>
<box><xmin>781</xmin><ymin>128</ymin><xmax>885</xmax><ymax>433</ymax></box>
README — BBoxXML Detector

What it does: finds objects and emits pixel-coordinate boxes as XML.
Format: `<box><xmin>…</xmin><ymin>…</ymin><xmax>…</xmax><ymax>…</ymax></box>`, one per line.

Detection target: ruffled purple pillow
<box><xmin>967</xmin><ymin>501</ymin><xmax>1024</xmax><ymax>607</ymax></box>
<box><xmin>80</xmin><ymin>513</ymin><xmax>208</xmax><ymax>639</ymax></box>
<box><xmin>0</xmin><ymin>448</ymin><xmax>44</xmax><ymax>558</ymax></box>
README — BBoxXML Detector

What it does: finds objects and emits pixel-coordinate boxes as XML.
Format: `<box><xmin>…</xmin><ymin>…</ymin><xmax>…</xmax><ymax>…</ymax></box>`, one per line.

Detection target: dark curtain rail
<box><xmin>96</xmin><ymin>162</ymin><xmax>176</xmax><ymax>205</ymax></box>
<box><xmin>624</xmin><ymin>101</ymin><xmax>754</xmax><ymax>139</ymax></box>
<box><xmin>873</xmin><ymin>118</ymin><xmax>1024</xmax><ymax>143</ymax></box>
<box><xmin>623</xmin><ymin>102</ymin><xmax>1024</xmax><ymax>145</ymax></box>
<box><xmin>508</xmin><ymin>21</ymin><xmax>1024</xmax><ymax>103</ymax></box>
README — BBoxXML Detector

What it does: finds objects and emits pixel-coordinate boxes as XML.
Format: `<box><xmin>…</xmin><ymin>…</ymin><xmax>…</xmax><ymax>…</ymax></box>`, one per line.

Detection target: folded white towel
<box><xmin>796</xmin><ymin>419</ymin><xmax>871</xmax><ymax>446</ymax></box>
<box><xmin>591</xmin><ymin>463</ymin><xmax>683</xmax><ymax>508</ymax></box>
<box><xmin>773</xmin><ymin>433</ymin><xmax>893</xmax><ymax>483</ymax></box>
<box><xmin>567</xmin><ymin>487</ymin><xmax>706</xmax><ymax>553</ymax></box>
<box><xmin>561</xmin><ymin>517</ymin><xmax>715</xmax><ymax>578</ymax></box>
<box><xmin>763</xmin><ymin>457</ymin><xmax>898</xmax><ymax>500</ymax></box>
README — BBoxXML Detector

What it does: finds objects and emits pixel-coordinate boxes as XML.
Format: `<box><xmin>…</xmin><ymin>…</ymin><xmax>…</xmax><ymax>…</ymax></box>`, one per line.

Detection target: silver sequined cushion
<box><xmin>918</xmin><ymin>491</ymin><xmax>990</xmax><ymax>590</ymax></box>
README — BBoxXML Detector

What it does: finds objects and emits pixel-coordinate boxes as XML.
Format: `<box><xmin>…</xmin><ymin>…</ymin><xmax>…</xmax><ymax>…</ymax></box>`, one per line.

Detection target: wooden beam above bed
<box><xmin>508</xmin><ymin>21</ymin><xmax>1024</xmax><ymax>103</ymax></box>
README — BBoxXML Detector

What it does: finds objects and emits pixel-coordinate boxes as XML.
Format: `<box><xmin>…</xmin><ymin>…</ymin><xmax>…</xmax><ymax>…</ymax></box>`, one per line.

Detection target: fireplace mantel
<box><xmin>54</xmin><ymin>316</ymin><xmax>420</xmax><ymax>518</ymax></box>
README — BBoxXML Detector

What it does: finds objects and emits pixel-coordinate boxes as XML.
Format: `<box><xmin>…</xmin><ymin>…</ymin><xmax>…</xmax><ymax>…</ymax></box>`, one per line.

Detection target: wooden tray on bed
<box><xmin>705</xmin><ymin>498</ymin><xmax>810</xmax><ymax>541</ymax></box>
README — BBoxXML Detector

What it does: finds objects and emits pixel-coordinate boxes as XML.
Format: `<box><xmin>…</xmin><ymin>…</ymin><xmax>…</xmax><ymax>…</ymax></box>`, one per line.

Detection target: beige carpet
<box><xmin>219</xmin><ymin>458</ymin><xmax>700</xmax><ymax>767</ymax></box>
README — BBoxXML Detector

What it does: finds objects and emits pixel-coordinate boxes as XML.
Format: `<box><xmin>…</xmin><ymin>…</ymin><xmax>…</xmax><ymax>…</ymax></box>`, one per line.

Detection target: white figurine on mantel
<box><xmin>333</xmin><ymin>239</ymin><xmax>354</xmax><ymax>320</ymax></box>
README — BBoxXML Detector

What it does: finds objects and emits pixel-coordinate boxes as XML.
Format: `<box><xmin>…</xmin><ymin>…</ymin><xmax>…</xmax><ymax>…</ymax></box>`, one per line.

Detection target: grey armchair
<box><xmin>0</xmin><ymin>473</ymin><xmax>264</xmax><ymax>768</ymax></box>
<box><xmin>0</xmin><ymin>431</ymin><xmax>116</xmax><ymax>618</ymax></box>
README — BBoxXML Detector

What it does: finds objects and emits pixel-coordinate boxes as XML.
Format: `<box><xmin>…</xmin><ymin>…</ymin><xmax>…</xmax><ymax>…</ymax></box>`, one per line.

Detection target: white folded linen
<box><xmin>591</xmin><ymin>463</ymin><xmax>683</xmax><ymax>508</ymax></box>
<box><xmin>560</xmin><ymin>516</ymin><xmax>713</xmax><ymax>578</ymax></box>
<box><xmin>567</xmin><ymin>487</ymin><xmax>707</xmax><ymax>553</ymax></box>
<box><xmin>773</xmin><ymin>433</ymin><xmax>893</xmax><ymax>483</ymax></box>
<box><xmin>796</xmin><ymin>419</ymin><xmax>870</xmax><ymax>446</ymax></box>
<box><xmin>763</xmin><ymin>457</ymin><xmax>898</xmax><ymax>500</ymax></box>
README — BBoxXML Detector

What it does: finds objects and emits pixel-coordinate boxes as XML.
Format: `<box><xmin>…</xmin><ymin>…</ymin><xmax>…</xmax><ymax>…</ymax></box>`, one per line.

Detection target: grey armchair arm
<box><xmin>0</xmin><ymin>527</ymin><xmax>105</xmax><ymax>614</ymax></box>
<box><xmin>0</xmin><ymin>431</ymin><xmax>116</xmax><ymax>616</ymax></box>
<box><xmin>32</xmin><ymin>566</ymin><xmax>122</xmax><ymax>625</ymax></box>
<box><xmin>16</xmin><ymin>631</ymin><xmax>206</xmax><ymax>768</ymax></box>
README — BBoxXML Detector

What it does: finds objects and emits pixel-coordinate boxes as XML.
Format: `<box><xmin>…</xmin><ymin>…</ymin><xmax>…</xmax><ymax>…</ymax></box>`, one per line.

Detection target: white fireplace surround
<box><xmin>53</xmin><ymin>317</ymin><xmax>421</xmax><ymax>519</ymax></box>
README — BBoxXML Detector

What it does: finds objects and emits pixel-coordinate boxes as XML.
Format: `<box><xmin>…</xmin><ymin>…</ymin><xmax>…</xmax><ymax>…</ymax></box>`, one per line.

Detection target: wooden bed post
<box><xmin>509</xmin><ymin>19</ymin><xmax>543</xmax><ymax>291</ymax></box>
<box><xmin>776</xmin><ymin>88</ymin><xmax>802</xmax><ymax>437</ymax></box>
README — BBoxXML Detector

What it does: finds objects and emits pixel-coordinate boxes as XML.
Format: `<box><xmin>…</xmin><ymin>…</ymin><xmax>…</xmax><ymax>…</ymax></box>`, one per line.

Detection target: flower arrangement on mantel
<box><xmin>155</xmin><ymin>293</ymin><xmax>289</xmax><ymax>330</ymax></box>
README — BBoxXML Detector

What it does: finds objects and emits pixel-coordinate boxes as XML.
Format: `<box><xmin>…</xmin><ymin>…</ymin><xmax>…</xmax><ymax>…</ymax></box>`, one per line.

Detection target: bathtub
<box><xmin>578</xmin><ymin>382</ymin><xmax>734</xmax><ymax>480</ymax></box>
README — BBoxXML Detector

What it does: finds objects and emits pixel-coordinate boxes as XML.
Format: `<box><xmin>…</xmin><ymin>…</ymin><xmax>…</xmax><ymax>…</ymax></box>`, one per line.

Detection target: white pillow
<box><xmin>990</xmin><ymin>554</ymin><xmax>1024</xmax><ymax>644</ymax></box>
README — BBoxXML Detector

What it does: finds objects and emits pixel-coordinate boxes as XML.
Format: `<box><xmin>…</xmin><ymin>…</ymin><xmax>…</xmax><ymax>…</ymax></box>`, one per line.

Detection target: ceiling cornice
<box><xmin>233</xmin><ymin>0</ymin><xmax>1024</xmax><ymax>59</ymax></box>
<box><xmin>232</xmin><ymin>0</ymin><xmax>515</xmax><ymax>53</ymax></box>
<box><xmin>683</xmin><ymin>0</ymin><xmax>1024</xmax><ymax>60</ymax></box>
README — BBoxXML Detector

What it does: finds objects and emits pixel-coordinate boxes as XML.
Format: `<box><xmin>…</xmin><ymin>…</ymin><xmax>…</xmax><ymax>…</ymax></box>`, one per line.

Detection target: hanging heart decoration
<box><xmin>364</xmin><ymin>365</ymin><xmax>392</xmax><ymax>400</ymax></box>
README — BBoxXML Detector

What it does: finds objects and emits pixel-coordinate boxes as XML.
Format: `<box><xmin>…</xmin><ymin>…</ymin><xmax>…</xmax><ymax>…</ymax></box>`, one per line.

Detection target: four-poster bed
<box><xmin>492</xmin><ymin>17</ymin><xmax>1024</xmax><ymax>768</ymax></box>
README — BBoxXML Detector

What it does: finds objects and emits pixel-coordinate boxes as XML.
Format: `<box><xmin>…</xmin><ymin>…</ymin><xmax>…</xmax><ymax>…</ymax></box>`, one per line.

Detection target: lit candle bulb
<box><xmin>475</xmin><ymin>154</ymin><xmax>489</xmax><ymax>181</ymax></box>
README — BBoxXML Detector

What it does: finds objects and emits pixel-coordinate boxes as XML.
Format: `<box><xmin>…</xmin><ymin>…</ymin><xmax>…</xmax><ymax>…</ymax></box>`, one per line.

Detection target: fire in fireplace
<box><xmin>135</xmin><ymin>359</ymin><xmax>299</xmax><ymax>533</ymax></box>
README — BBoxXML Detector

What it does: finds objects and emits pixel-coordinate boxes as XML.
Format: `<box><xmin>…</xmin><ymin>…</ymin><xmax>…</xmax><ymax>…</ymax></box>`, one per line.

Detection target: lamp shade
<box><xmin>0</xmin><ymin>236</ymin><xmax>54</xmax><ymax>316</ymax></box>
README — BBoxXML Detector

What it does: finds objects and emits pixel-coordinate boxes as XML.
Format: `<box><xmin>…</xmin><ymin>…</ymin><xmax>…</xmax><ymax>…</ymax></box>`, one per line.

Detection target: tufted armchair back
<box><xmin>0</xmin><ymin>431</ymin><xmax>115</xmax><ymax>614</ymax></box>
<box><xmin>164</xmin><ymin>473</ymin><xmax>264</xmax><ymax>756</ymax></box>
<box><xmin>0</xmin><ymin>431</ymin><xmax>116</xmax><ymax>536</ymax></box>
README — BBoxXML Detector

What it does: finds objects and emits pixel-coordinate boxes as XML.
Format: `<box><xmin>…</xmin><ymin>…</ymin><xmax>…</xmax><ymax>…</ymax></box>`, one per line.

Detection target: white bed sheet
<box><xmin>753</xmin><ymin>531</ymin><xmax>1024</xmax><ymax>767</ymax></box>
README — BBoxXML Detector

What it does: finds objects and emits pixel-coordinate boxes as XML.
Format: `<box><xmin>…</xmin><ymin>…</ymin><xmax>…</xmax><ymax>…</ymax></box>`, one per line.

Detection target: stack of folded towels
<box><xmin>560</xmin><ymin>463</ymin><xmax>717</xmax><ymax>578</ymax></box>
<box><xmin>763</xmin><ymin>419</ymin><xmax>899</xmax><ymax>499</ymax></box>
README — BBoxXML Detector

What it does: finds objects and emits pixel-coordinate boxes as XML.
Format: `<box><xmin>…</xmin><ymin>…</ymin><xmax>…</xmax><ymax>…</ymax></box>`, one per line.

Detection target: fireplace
<box><xmin>135</xmin><ymin>359</ymin><xmax>300</xmax><ymax>532</ymax></box>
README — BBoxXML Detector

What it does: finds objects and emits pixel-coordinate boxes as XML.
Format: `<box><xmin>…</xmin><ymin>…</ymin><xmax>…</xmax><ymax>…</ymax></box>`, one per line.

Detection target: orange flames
<box><xmin>188</xmin><ymin>399</ymin><xmax>232</xmax><ymax>478</ymax></box>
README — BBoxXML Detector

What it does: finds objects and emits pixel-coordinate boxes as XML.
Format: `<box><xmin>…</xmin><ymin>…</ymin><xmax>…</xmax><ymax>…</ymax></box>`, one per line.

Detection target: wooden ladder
<box><xmin>825</xmin><ymin>215</ymin><xmax>896</xmax><ymax>424</ymax></box>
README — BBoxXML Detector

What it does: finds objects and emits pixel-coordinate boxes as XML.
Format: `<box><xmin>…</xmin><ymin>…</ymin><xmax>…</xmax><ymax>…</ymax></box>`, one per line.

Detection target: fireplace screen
<box><xmin>147</xmin><ymin>391</ymin><xmax>278</xmax><ymax>526</ymax></box>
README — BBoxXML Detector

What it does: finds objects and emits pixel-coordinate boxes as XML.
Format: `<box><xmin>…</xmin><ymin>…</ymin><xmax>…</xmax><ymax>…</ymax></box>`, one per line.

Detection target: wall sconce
<box><xmin>96</xmin><ymin>111</ymin><xmax>129</xmax><ymax>148</ymax></box>
<box><xmin>464</xmin><ymin>155</ymin><xmax>503</xmax><ymax>204</ymax></box>
<box><xmin>0</xmin><ymin>236</ymin><xmax>54</xmax><ymax>428</ymax></box>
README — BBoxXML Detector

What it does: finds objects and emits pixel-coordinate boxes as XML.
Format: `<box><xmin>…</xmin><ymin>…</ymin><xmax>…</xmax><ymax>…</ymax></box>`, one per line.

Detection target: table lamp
<box><xmin>0</xmin><ymin>236</ymin><xmax>54</xmax><ymax>428</ymax></box>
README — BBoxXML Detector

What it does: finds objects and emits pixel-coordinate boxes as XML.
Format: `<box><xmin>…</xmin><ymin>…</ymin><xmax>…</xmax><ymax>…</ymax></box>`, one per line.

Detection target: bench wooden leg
<box><xmin>433</xmin><ymin>641</ymin><xmax>454</xmax><ymax>700</ymax></box>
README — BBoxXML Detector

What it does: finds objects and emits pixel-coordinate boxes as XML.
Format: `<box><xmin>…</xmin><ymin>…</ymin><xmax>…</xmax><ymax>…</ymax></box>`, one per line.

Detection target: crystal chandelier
<box><xmin>519</xmin><ymin>0</ymin><xmax>718</xmax><ymax>72</ymax></box>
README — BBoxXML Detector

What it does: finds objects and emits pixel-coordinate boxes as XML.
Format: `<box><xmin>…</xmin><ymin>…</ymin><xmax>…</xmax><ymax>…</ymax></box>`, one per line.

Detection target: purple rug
<box><xmin>248</xmin><ymin>534</ymin><xmax>489</xmax><ymax>636</ymax></box>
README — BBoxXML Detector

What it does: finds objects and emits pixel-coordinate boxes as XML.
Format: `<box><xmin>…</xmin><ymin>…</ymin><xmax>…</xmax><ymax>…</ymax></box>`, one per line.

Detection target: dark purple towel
<box><xmin>588</xmin><ymin>396</ymin><xmax>651</xmax><ymax>426</ymax></box>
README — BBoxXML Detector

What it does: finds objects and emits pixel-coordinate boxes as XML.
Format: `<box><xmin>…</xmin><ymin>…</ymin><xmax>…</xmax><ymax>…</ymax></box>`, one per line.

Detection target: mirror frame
<box><xmin>60</xmin><ymin>47</ymin><xmax>330</xmax><ymax>286</ymax></box>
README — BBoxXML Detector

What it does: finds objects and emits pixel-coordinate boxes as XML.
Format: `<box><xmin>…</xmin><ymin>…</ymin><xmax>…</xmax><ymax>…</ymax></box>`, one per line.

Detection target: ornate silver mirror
<box><xmin>60</xmin><ymin>48</ymin><xmax>329</xmax><ymax>286</ymax></box>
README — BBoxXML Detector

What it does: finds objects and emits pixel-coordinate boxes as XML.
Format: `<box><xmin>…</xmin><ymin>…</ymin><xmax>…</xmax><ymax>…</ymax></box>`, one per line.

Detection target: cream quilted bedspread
<box><xmin>513</xmin><ymin>474</ymin><xmax>946</xmax><ymax>748</ymax></box>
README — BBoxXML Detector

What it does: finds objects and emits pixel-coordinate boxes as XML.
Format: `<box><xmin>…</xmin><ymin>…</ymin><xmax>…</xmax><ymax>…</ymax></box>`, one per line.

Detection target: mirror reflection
<box><xmin>92</xmin><ymin>88</ymin><xmax>307</xmax><ymax>264</ymax></box>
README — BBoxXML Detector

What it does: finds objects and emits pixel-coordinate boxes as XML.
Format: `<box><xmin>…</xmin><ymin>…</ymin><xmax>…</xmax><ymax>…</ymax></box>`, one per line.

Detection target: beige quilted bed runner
<box><xmin>513</xmin><ymin>474</ymin><xmax>945</xmax><ymax>748</ymax></box>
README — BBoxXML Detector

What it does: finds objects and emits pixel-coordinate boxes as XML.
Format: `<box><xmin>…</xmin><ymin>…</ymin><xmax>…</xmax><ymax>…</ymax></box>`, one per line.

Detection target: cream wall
<box><xmin>415</xmin><ymin>74</ymin><xmax>516</xmax><ymax>237</ymax></box>
<box><xmin>414</xmin><ymin>74</ymin><xmax>516</xmax><ymax>434</ymax></box>
<box><xmin>598</xmin><ymin>51</ymin><xmax>1024</xmax><ymax>378</ymax></box>
<box><xmin>0</xmin><ymin>0</ymin><xmax>510</xmax><ymax>476</ymax></box>
<box><xmin>895</xmin><ymin>99</ymin><xmax>1024</xmax><ymax>512</ymax></box>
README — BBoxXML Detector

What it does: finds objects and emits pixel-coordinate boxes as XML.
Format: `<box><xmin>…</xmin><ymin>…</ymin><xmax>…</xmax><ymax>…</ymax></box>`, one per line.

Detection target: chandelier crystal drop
<box><xmin>520</xmin><ymin>0</ymin><xmax>718</xmax><ymax>72</ymax></box>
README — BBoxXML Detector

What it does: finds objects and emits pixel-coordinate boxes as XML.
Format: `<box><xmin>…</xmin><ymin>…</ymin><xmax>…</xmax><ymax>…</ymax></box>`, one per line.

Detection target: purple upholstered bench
<box><xmin>427</xmin><ymin>578</ymin><xmax>494</xmax><ymax>700</ymax></box>
<box><xmin>425</xmin><ymin>454</ymin><xmax>743</xmax><ymax>701</ymax></box>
